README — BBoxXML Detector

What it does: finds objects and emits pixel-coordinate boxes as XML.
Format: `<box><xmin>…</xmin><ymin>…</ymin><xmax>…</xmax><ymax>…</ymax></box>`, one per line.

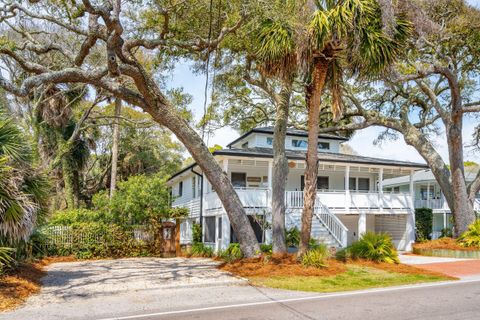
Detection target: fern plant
<box><xmin>458</xmin><ymin>220</ymin><xmax>480</xmax><ymax>248</ymax></box>
<box><xmin>349</xmin><ymin>232</ymin><xmax>400</xmax><ymax>264</ymax></box>
<box><xmin>0</xmin><ymin>247</ymin><xmax>15</xmax><ymax>273</ymax></box>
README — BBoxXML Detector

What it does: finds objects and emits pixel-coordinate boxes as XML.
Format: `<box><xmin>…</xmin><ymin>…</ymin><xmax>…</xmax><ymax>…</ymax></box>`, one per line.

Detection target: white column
<box><xmin>406</xmin><ymin>170</ymin><xmax>416</xmax><ymax>251</ymax></box>
<box><xmin>358</xmin><ymin>211</ymin><xmax>367</xmax><ymax>238</ymax></box>
<box><xmin>267</xmin><ymin>160</ymin><xmax>273</xmax><ymax>210</ymax></box>
<box><xmin>223</xmin><ymin>158</ymin><xmax>229</xmax><ymax>174</ymax></box>
<box><xmin>345</xmin><ymin>165</ymin><xmax>350</xmax><ymax>212</ymax></box>
<box><xmin>379</xmin><ymin>168</ymin><xmax>384</xmax><ymax>212</ymax></box>
<box><xmin>443</xmin><ymin>211</ymin><xmax>447</xmax><ymax>230</ymax></box>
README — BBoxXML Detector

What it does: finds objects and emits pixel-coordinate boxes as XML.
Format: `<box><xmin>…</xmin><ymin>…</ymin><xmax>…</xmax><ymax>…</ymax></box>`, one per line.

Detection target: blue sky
<box><xmin>165</xmin><ymin>1</ymin><xmax>480</xmax><ymax>164</ymax></box>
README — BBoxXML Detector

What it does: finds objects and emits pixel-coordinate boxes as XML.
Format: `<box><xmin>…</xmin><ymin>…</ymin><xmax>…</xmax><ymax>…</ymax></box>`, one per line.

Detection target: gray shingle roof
<box><xmin>383</xmin><ymin>166</ymin><xmax>480</xmax><ymax>185</ymax></box>
<box><xmin>213</xmin><ymin>147</ymin><xmax>429</xmax><ymax>168</ymax></box>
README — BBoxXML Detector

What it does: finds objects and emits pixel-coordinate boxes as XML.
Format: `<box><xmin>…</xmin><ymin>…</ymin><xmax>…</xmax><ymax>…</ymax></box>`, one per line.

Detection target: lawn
<box><xmin>250</xmin><ymin>264</ymin><xmax>450</xmax><ymax>293</ymax></box>
<box><xmin>220</xmin><ymin>255</ymin><xmax>454</xmax><ymax>293</ymax></box>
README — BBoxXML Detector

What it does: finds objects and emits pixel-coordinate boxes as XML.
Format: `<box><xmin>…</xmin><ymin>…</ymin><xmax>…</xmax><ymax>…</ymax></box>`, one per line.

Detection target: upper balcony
<box><xmin>173</xmin><ymin>188</ymin><xmax>413</xmax><ymax>217</ymax></box>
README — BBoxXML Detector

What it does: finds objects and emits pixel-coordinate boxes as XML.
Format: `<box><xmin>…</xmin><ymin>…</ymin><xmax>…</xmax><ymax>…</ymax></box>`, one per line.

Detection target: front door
<box><xmin>231</xmin><ymin>172</ymin><xmax>247</xmax><ymax>188</ymax></box>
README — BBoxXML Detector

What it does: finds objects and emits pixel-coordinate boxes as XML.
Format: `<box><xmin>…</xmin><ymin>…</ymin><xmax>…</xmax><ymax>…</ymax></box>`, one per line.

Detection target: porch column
<box><xmin>345</xmin><ymin>165</ymin><xmax>350</xmax><ymax>212</ymax></box>
<box><xmin>223</xmin><ymin>158</ymin><xmax>229</xmax><ymax>173</ymax></box>
<box><xmin>379</xmin><ymin>168</ymin><xmax>384</xmax><ymax>212</ymax></box>
<box><xmin>358</xmin><ymin>211</ymin><xmax>367</xmax><ymax>237</ymax></box>
<box><xmin>443</xmin><ymin>211</ymin><xmax>447</xmax><ymax>230</ymax></box>
<box><xmin>267</xmin><ymin>160</ymin><xmax>273</xmax><ymax>210</ymax></box>
<box><xmin>406</xmin><ymin>170</ymin><xmax>416</xmax><ymax>251</ymax></box>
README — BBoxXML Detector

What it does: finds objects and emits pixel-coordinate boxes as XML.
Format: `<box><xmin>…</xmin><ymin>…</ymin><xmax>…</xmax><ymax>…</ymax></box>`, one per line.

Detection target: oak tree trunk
<box><xmin>145</xmin><ymin>99</ymin><xmax>261</xmax><ymax>257</ymax></box>
<box><xmin>299</xmin><ymin>59</ymin><xmax>329</xmax><ymax>256</ymax></box>
<box><xmin>110</xmin><ymin>98</ymin><xmax>121</xmax><ymax>198</ymax></box>
<box><xmin>271</xmin><ymin>83</ymin><xmax>292</xmax><ymax>254</ymax></box>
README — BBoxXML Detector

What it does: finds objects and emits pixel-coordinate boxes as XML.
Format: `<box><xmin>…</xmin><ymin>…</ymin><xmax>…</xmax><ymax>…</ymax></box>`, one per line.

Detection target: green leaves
<box><xmin>458</xmin><ymin>220</ymin><xmax>480</xmax><ymax>248</ymax></box>
<box><xmin>347</xmin><ymin>231</ymin><xmax>400</xmax><ymax>264</ymax></box>
<box><xmin>255</xmin><ymin>19</ymin><xmax>297</xmax><ymax>79</ymax></box>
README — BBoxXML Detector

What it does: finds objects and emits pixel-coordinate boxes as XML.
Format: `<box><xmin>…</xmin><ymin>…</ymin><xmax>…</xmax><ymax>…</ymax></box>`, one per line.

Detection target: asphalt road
<box><xmin>100</xmin><ymin>279</ymin><xmax>480</xmax><ymax>320</ymax></box>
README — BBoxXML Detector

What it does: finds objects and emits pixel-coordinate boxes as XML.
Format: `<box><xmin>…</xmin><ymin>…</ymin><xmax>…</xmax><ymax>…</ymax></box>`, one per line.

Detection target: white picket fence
<box><xmin>40</xmin><ymin>225</ymin><xmax>154</xmax><ymax>248</ymax></box>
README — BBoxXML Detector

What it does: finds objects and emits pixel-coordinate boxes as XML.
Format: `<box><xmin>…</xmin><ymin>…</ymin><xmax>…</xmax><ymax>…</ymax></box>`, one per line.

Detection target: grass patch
<box><xmin>250</xmin><ymin>264</ymin><xmax>451</xmax><ymax>293</ymax></box>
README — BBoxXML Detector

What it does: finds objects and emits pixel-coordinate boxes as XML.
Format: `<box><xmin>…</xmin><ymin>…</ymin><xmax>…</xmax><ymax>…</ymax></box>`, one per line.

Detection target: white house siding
<box><xmin>374</xmin><ymin>215</ymin><xmax>407</xmax><ymax>250</ymax></box>
<box><xmin>337</xmin><ymin>214</ymin><xmax>375</xmax><ymax>246</ymax></box>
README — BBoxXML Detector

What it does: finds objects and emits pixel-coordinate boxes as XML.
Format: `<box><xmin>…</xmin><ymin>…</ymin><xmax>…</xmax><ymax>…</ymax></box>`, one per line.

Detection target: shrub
<box><xmin>48</xmin><ymin>209</ymin><xmax>111</xmax><ymax>226</ymax></box>
<box><xmin>335</xmin><ymin>247</ymin><xmax>352</xmax><ymax>262</ymax></box>
<box><xmin>0</xmin><ymin>247</ymin><xmax>15</xmax><ymax>273</ymax></box>
<box><xmin>301</xmin><ymin>244</ymin><xmax>330</xmax><ymax>268</ymax></box>
<box><xmin>191</xmin><ymin>243</ymin><xmax>213</xmax><ymax>257</ymax></box>
<box><xmin>458</xmin><ymin>220</ymin><xmax>480</xmax><ymax>248</ymax></box>
<box><xmin>286</xmin><ymin>227</ymin><xmax>300</xmax><ymax>247</ymax></box>
<box><xmin>192</xmin><ymin>223</ymin><xmax>202</xmax><ymax>244</ymax></box>
<box><xmin>440</xmin><ymin>228</ymin><xmax>453</xmax><ymax>238</ymax></box>
<box><xmin>349</xmin><ymin>232</ymin><xmax>399</xmax><ymax>264</ymax></box>
<box><xmin>415</xmin><ymin>208</ymin><xmax>433</xmax><ymax>241</ymax></box>
<box><xmin>219</xmin><ymin>243</ymin><xmax>243</xmax><ymax>262</ymax></box>
<box><xmin>260</xmin><ymin>244</ymin><xmax>272</xmax><ymax>254</ymax></box>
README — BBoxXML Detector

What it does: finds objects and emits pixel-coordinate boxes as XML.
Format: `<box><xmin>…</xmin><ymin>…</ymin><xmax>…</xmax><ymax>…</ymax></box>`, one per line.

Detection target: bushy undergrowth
<box><xmin>190</xmin><ymin>243</ymin><xmax>214</xmax><ymax>257</ymax></box>
<box><xmin>0</xmin><ymin>247</ymin><xmax>15</xmax><ymax>274</ymax></box>
<box><xmin>301</xmin><ymin>244</ymin><xmax>330</xmax><ymax>268</ymax></box>
<box><xmin>219</xmin><ymin>243</ymin><xmax>243</xmax><ymax>262</ymax></box>
<box><xmin>458</xmin><ymin>220</ymin><xmax>480</xmax><ymax>248</ymax></box>
<box><xmin>286</xmin><ymin>227</ymin><xmax>300</xmax><ymax>247</ymax></box>
<box><xmin>260</xmin><ymin>244</ymin><xmax>272</xmax><ymax>254</ymax></box>
<box><xmin>337</xmin><ymin>232</ymin><xmax>399</xmax><ymax>264</ymax></box>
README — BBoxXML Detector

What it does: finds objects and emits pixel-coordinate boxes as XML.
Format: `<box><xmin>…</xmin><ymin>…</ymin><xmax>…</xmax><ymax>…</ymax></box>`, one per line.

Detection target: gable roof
<box><xmin>226</xmin><ymin>126</ymin><xmax>349</xmax><ymax>148</ymax></box>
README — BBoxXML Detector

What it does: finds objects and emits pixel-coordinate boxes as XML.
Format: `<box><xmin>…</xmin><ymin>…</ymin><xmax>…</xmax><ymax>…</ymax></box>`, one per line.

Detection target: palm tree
<box><xmin>298</xmin><ymin>0</ymin><xmax>411</xmax><ymax>255</ymax></box>
<box><xmin>0</xmin><ymin>108</ymin><xmax>49</xmax><ymax>243</ymax></box>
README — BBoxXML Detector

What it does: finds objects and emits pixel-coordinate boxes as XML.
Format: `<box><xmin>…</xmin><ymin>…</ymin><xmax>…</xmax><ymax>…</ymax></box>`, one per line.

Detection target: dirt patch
<box><xmin>413</xmin><ymin>238</ymin><xmax>478</xmax><ymax>251</ymax></box>
<box><xmin>219</xmin><ymin>254</ymin><xmax>346</xmax><ymax>278</ymax></box>
<box><xmin>0</xmin><ymin>256</ymin><xmax>77</xmax><ymax>312</ymax></box>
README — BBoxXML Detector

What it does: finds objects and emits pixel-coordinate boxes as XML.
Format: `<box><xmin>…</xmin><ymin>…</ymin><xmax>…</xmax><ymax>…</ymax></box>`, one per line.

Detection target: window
<box><xmin>349</xmin><ymin>177</ymin><xmax>357</xmax><ymax>190</ymax></box>
<box><xmin>192</xmin><ymin>176</ymin><xmax>196</xmax><ymax>198</ymax></box>
<box><xmin>231</xmin><ymin>172</ymin><xmax>247</xmax><ymax>188</ymax></box>
<box><xmin>204</xmin><ymin>217</ymin><xmax>216</xmax><ymax>243</ymax></box>
<box><xmin>348</xmin><ymin>177</ymin><xmax>370</xmax><ymax>191</ymax></box>
<box><xmin>292</xmin><ymin>139</ymin><xmax>308</xmax><ymax>148</ymax></box>
<box><xmin>318</xmin><ymin>142</ymin><xmax>330</xmax><ymax>150</ymax></box>
<box><xmin>218</xmin><ymin>217</ymin><xmax>222</xmax><ymax>240</ymax></box>
<box><xmin>420</xmin><ymin>186</ymin><xmax>434</xmax><ymax>200</ymax></box>
<box><xmin>241</xmin><ymin>142</ymin><xmax>249</xmax><ymax>149</ymax></box>
<box><xmin>178</xmin><ymin>181</ymin><xmax>183</xmax><ymax>197</ymax></box>
<box><xmin>358</xmin><ymin>178</ymin><xmax>370</xmax><ymax>191</ymax></box>
<box><xmin>266</xmin><ymin>137</ymin><xmax>273</xmax><ymax>145</ymax></box>
<box><xmin>301</xmin><ymin>176</ymin><xmax>329</xmax><ymax>190</ymax></box>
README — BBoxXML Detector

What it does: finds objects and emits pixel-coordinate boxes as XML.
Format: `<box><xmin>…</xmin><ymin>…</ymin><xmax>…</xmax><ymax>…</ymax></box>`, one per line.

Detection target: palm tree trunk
<box><xmin>299</xmin><ymin>59</ymin><xmax>329</xmax><ymax>256</ymax></box>
<box><xmin>272</xmin><ymin>82</ymin><xmax>292</xmax><ymax>254</ymax></box>
<box><xmin>110</xmin><ymin>98</ymin><xmax>121</xmax><ymax>198</ymax></box>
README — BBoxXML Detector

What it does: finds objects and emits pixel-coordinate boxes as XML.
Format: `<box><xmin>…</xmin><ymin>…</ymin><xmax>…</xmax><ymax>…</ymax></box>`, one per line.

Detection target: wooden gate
<box><xmin>161</xmin><ymin>222</ymin><xmax>176</xmax><ymax>254</ymax></box>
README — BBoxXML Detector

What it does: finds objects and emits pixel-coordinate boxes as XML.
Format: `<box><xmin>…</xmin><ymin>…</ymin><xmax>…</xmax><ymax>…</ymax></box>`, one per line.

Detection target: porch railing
<box><xmin>172</xmin><ymin>198</ymin><xmax>201</xmax><ymax>217</ymax></box>
<box><xmin>414</xmin><ymin>199</ymin><xmax>447</xmax><ymax>210</ymax></box>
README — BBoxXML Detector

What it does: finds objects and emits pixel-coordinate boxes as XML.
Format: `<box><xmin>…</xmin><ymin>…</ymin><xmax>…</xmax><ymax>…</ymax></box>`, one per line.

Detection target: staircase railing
<box><xmin>313</xmin><ymin>195</ymin><xmax>348</xmax><ymax>248</ymax></box>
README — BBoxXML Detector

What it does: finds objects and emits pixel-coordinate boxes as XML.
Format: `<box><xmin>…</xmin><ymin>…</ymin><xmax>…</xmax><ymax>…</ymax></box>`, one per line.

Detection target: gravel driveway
<box><xmin>0</xmin><ymin>257</ymin><xmax>251</xmax><ymax>320</ymax></box>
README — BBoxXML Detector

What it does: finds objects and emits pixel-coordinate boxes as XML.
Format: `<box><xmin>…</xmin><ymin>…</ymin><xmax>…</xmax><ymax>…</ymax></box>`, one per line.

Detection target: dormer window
<box><xmin>292</xmin><ymin>139</ymin><xmax>308</xmax><ymax>148</ymax></box>
<box><xmin>266</xmin><ymin>137</ymin><xmax>273</xmax><ymax>146</ymax></box>
<box><xmin>318</xmin><ymin>142</ymin><xmax>330</xmax><ymax>150</ymax></box>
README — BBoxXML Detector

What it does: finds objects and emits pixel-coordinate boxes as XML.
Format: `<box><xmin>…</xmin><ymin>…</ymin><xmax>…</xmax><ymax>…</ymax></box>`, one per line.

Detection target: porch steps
<box><xmin>285</xmin><ymin>209</ymin><xmax>341</xmax><ymax>248</ymax></box>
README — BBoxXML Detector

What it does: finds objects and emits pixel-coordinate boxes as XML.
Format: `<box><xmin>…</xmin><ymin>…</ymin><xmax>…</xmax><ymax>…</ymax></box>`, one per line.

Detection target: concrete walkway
<box><xmin>400</xmin><ymin>253</ymin><xmax>480</xmax><ymax>279</ymax></box>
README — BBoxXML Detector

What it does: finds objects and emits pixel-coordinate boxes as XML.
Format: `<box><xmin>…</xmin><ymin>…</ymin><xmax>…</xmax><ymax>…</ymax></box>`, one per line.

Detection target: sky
<box><xmin>164</xmin><ymin>1</ymin><xmax>480</xmax><ymax>165</ymax></box>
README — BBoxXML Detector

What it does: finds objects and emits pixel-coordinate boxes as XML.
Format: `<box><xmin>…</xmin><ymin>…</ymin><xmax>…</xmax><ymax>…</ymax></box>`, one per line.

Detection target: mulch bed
<box><xmin>0</xmin><ymin>256</ymin><xmax>77</xmax><ymax>312</ymax></box>
<box><xmin>413</xmin><ymin>238</ymin><xmax>479</xmax><ymax>251</ymax></box>
<box><xmin>219</xmin><ymin>254</ymin><xmax>346</xmax><ymax>277</ymax></box>
<box><xmin>219</xmin><ymin>254</ymin><xmax>455</xmax><ymax>280</ymax></box>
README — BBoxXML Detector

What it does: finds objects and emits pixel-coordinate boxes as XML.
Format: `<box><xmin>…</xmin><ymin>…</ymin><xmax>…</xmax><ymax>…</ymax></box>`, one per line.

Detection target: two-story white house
<box><xmin>383</xmin><ymin>168</ymin><xmax>480</xmax><ymax>239</ymax></box>
<box><xmin>168</xmin><ymin>127</ymin><xmax>429</xmax><ymax>252</ymax></box>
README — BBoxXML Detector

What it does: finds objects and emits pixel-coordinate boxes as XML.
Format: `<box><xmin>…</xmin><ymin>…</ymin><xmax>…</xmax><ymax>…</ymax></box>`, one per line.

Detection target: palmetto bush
<box><xmin>458</xmin><ymin>220</ymin><xmax>480</xmax><ymax>248</ymax></box>
<box><xmin>348</xmin><ymin>232</ymin><xmax>399</xmax><ymax>264</ymax></box>
<box><xmin>0</xmin><ymin>247</ymin><xmax>15</xmax><ymax>273</ymax></box>
<box><xmin>0</xmin><ymin>110</ymin><xmax>49</xmax><ymax>243</ymax></box>
<box><xmin>301</xmin><ymin>243</ymin><xmax>330</xmax><ymax>268</ymax></box>
<box><xmin>219</xmin><ymin>243</ymin><xmax>243</xmax><ymax>262</ymax></box>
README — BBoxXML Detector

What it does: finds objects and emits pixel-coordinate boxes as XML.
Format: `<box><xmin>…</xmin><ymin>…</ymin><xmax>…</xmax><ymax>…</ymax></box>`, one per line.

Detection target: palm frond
<box><xmin>255</xmin><ymin>19</ymin><xmax>297</xmax><ymax>79</ymax></box>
